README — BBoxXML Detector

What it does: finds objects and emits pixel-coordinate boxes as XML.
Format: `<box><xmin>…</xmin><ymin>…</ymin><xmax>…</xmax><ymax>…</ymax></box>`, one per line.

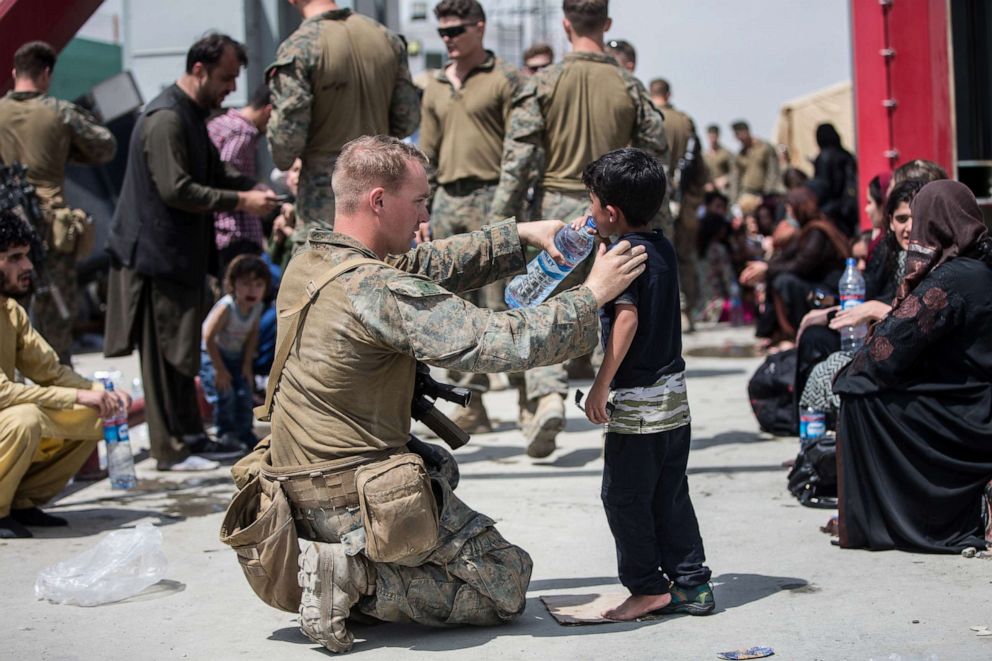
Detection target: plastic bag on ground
<box><xmin>35</xmin><ymin>522</ymin><xmax>167</xmax><ymax>606</ymax></box>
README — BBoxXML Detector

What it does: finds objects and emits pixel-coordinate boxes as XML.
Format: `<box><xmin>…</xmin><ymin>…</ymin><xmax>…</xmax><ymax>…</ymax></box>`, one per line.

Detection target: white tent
<box><xmin>773</xmin><ymin>81</ymin><xmax>854</xmax><ymax>176</ymax></box>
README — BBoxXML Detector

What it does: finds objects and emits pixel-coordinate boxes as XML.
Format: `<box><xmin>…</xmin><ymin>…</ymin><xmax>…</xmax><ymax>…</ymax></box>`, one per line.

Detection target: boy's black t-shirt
<box><xmin>599</xmin><ymin>230</ymin><xmax>685</xmax><ymax>388</ymax></box>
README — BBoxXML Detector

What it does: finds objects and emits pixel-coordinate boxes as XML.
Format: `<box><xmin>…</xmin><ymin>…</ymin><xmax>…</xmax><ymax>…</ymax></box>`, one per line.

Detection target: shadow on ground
<box><xmin>268</xmin><ymin>572</ymin><xmax>808</xmax><ymax>654</ymax></box>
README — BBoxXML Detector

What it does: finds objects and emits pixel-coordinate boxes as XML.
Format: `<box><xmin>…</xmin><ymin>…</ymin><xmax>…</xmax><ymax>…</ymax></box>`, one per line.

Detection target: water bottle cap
<box><xmin>846</xmin><ymin>257</ymin><xmax>857</xmax><ymax>267</ymax></box>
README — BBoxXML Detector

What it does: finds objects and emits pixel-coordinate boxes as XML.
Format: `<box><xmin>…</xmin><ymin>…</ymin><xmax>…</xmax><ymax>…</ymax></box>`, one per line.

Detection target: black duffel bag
<box><xmin>747</xmin><ymin>348</ymin><xmax>798</xmax><ymax>436</ymax></box>
<box><xmin>787</xmin><ymin>436</ymin><xmax>838</xmax><ymax>508</ymax></box>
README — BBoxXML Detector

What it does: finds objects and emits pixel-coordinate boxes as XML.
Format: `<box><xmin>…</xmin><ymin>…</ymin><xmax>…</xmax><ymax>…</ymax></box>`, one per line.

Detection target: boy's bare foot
<box><xmin>601</xmin><ymin>593</ymin><xmax>672</xmax><ymax>621</ymax></box>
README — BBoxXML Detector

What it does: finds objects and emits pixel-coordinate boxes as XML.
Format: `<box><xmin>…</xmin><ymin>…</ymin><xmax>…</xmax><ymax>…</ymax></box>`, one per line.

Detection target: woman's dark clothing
<box><xmin>756</xmin><ymin>221</ymin><xmax>848</xmax><ymax>339</ymax></box>
<box><xmin>813</xmin><ymin>124</ymin><xmax>858</xmax><ymax>235</ymax></box>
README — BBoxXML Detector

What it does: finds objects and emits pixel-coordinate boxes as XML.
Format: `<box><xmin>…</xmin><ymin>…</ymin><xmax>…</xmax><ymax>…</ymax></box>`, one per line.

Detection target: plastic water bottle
<box><xmin>504</xmin><ymin>217</ymin><xmax>597</xmax><ymax>308</ymax></box>
<box><xmin>799</xmin><ymin>407</ymin><xmax>826</xmax><ymax>445</ymax></box>
<box><xmin>728</xmin><ymin>282</ymin><xmax>744</xmax><ymax>327</ymax></box>
<box><xmin>838</xmin><ymin>257</ymin><xmax>867</xmax><ymax>352</ymax></box>
<box><xmin>97</xmin><ymin>376</ymin><xmax>137</xmax><ymax>490</ymax></box>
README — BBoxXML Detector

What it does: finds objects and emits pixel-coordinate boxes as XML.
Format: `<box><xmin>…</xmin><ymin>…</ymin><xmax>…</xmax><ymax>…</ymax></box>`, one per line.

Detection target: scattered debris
<box><xmin>717</xmin><ymin>647</ymin><xmax>775</xmax><ymax>660</ymax></box>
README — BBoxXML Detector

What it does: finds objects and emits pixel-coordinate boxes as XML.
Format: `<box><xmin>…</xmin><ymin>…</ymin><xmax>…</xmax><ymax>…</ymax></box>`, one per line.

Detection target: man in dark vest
<box><xmin>105</xmin><ymin>34</ymin><xmax>279</xmax><ymax>471</ymax></box>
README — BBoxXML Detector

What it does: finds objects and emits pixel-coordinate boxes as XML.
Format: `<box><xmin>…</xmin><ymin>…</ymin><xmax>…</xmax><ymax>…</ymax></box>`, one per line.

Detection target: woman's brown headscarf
<box><xmin>895</xmin><ymin>180</ymin><xmax>991</xmax><ymax>305</ymax></box>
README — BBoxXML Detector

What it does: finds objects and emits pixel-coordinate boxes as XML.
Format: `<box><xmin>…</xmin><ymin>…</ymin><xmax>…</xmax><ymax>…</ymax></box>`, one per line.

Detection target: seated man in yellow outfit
<box><xmin>0</xmin><ymin>210</ymin><xmax>130</xmax><ymax>538</ymax></box>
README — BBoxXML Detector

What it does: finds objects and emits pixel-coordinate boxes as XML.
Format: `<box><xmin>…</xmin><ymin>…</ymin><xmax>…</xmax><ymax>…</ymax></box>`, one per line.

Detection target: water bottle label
<box><xmin>103</xmin><ymin>424</ymin><xmax>120</xmax><ymax>443</ymax></box>
<box><xmin>536</xmin><ymin>251</ymin><xmax>567</xmax><ymax>280</ymax></box>
<box><xmin>800</xmin><ymin>411</ymin><xmax>826</xmax><ymax>441</ymax></box>
<box><xmin>839</xmin><ymin>295</ymin><xmax>864</xmax><ymax>311</ymax></box>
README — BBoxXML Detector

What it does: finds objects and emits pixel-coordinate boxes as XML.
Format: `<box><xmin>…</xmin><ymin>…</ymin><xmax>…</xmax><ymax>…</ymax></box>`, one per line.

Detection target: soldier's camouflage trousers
<box><xmin>433</xmin><ymin>182</ymin><xmax>505</xmax><ymax>393</ymax></box>
<box><xmin>294</xmin><ymin>156</ymin><xmax>337</xmax><ymax>246</ymax></box>
<box><xmin>523</xmin><ymin>189</ymin><xmax>593</xmax><ymax>401</ymax></box>
<box><xmin>296</xmin><ymin>475</ymin><xmax>532</xmax><ymax>627</ymax></box>
<box><xmin>32</xmin><ymin>249</ymin><xmax>76</xmax><ymax>365</ymax></box>
<box><xmin>672</xmin><ymin>192</ymin><xmax>703</xmax><ymax>318</ymax></box>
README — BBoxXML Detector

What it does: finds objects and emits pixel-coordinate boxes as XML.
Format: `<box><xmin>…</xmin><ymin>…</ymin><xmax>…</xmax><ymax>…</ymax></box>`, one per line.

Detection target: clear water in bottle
<box><xmin>505</xmin><ymin>217</ymin><xmax>597</xmax><ymax>308</ymax></box>
<box><xmin>838</xmin><ymin>257</ymin><xmax>867</xmax><ymax>352</ymax></box>
<box><xmin>98</xmin><ymin>377</ymin><xmax>137</xmax><ymax>490</ymax></box>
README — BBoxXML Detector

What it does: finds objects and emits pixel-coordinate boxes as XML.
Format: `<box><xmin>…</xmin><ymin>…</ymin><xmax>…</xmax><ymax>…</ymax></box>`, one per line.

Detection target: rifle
<box><xmin>0</xmin><ymin>163</ymin><xmax>69</xmax><ymax>319</ymax></box>
<box><xmin>411</xmin><ymin>362</ymin><xmax>472</xmax><ymax>450</ymax></box>
<box><xmin>671</xmin><ymin>132</ymin><xmax>700</xmax><ymax>205</ymax></box>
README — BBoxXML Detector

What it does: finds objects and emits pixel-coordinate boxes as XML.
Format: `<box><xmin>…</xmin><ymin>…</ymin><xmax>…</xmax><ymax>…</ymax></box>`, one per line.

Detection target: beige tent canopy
<box><xmin>773</xmin><ymin>80</ymin><xmax>854</xmax><ymax>176</ymax></box>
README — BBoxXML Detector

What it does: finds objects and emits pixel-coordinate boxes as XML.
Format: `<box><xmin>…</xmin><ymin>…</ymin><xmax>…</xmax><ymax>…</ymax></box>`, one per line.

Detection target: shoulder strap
<box><xmin>255</xmin><ymin>257</ymin><xmax>382</xmax><ymax>422</ymax></box>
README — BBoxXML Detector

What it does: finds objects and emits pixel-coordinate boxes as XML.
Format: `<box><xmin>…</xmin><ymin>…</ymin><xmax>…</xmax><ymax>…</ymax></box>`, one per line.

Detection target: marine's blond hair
<box><xmin>332</xmin><ymin>136</ymin><xmax>430</xmax><ymax>214</ymax></box>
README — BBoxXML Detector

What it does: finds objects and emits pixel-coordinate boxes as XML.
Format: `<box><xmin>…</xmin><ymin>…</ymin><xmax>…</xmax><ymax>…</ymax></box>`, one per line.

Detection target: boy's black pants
<box><xmin>602</xmin><ymin>424</ymin><xmax>711</xmax><ymax>595</ymax></box>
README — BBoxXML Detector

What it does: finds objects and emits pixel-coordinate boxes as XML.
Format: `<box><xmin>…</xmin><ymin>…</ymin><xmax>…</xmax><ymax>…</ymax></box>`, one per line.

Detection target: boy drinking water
<box><xmin>576</xmin><ymin>148</ymin><xmax>714</xmax><ymax>621</ymax></box>
<box><xmin>200</xmin><ymin>254</ymin><xmax>270</xmax><ymax>452</ymax></box>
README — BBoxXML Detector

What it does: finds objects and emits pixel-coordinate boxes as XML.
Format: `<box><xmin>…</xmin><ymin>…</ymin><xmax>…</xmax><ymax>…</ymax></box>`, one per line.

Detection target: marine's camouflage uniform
<box><xmin>270</xmin><ymin>219</ymin><xmax>600</xmax><ymax>624</ymax></box>
<box><xmin>266</xmin><ymin>8</ymin><xmax>420</xmax><ymax>241</ymax></box>
<box><xmin>488</xmin><ymin>52</ymin><xmax>670</xmax><ymax>401</ymax></box>
<box><xmin>0</xmin><ymin>91</ymin><xmax>116</xmax><ymax>364</ymax></box>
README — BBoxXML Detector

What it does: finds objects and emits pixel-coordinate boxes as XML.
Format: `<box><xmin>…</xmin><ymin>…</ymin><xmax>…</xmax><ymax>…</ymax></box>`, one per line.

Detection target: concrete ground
<box><xmin>3</xmin><ymin>324</ymin><xmax>990</xmax><ymax>661</ymax></box>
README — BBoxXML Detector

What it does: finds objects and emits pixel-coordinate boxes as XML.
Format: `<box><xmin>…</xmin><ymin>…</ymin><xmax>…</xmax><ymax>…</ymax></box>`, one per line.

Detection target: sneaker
<box><xmin>186</xmin><ymin>435</ymin><xmax>244</xmax><ymax>460</ymax></box>
<box><xmin>525</xmin><ymin>393</ymin><xmax>564</xmax><ymax>458</ymax></box>
<box><xmin>158</xmin><ymin>455</ymin><xmax>220</xmax><ymax>472</ymax></box>
<box><xmin>658</xmin><ymin>582</ymin><xmax>715</xmax><ymax>616</ymax></box>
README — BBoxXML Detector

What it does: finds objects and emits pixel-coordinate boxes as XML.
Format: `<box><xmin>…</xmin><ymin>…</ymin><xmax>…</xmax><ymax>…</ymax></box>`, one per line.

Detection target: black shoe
<box><xmin>0</xmin><ymin>516</ymin><xmax>34</xmax><ymax>538</ymax></box>
<box><xmin>11</xmin><ymin>507</ymin><xmax>68</xmax><ymax>527</ymax></box>
<box><xmin>186</xmin><ymin>435</ymin><xmax>244</xmax><ymax>460</ymax></box>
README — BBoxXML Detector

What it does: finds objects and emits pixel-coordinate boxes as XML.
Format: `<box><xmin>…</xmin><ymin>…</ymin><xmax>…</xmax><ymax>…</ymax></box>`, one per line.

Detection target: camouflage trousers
<box><xmin>298</xmin><ymin>476</ymin><xmax>532</xmax><ymax>627</ymax></box>
<box><xmin>31</xmin><ymin>248</ymin><xmax>76</xmax><ymax>365</ymax></box>
<box><xmin>294</xmin><ymin>155</ymin><xmax>337</xmax><ymax>246</ymax></box>
<box><xmin>433</xmin><ymin>182</ymin><xmax>505</xmax><ymax>392</ymax></box>
<box><xmin>524</xmin><ymin>189</ymin><xmax>594</xmax><ymax>401</ymax></box>
<box><xmin>672</xmin><ymin>192</ymin><xmax>703</xmax><ymax>317</ymax></box>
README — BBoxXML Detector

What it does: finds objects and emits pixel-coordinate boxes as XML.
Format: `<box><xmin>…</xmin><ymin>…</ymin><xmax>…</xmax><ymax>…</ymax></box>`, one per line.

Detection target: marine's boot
<box><xmin>298</xmin><ymin>541</ymin><xmax>375</xmax><ymax>654</ymax></box>
<box><xmin>525</xmin><ymin>393</ymin><xmax>565</xmax><ymax>458</ymax></box>
<box><xmin>450</xmin><ymin>396</ymin><xmax>493</xmax><ymax>434</ymax></box>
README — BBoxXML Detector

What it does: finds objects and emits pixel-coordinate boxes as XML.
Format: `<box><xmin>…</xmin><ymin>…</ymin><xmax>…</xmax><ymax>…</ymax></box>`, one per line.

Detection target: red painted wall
<box><xmin>851</xmin><ymin>0</ymin><xmax>953</xmax><ymax>230</ymax></box>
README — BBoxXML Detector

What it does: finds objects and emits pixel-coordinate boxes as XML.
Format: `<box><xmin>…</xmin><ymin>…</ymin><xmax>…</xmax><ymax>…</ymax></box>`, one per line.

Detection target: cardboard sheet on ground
<box><xmin>540</xmin><ymin>593</ymin><xmax>666</xmax><ymax>625</ymax></box>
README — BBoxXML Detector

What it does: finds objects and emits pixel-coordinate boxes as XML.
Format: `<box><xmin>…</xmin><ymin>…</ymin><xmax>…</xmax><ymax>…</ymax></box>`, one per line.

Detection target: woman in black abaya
<box><xmin>834</xmin><ymin>180</ymin><xmax>992</xmax><ymax>553</ymax></box>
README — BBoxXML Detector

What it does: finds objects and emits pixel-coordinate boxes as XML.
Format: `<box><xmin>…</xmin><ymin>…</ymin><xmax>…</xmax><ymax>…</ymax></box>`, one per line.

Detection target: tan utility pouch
<box><xmin>355</xmin><ymin>452</ymin><xmax>439</xmax><ymax>566</ymax></box>
<box><xmin>50</xmin><ymin>207</ymin><xmax>94</xmax><ymax>257</ymax></box>
<box><xmin>219</xmin><ymin>474</ymin><xmax>302</xmax><ymax>613</ymax></box>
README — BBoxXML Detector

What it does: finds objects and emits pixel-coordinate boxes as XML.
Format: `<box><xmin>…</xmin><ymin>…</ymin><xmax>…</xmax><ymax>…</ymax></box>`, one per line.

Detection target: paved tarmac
<box><xmin>3</xmin><ymin>325</ymin><xmax>990</xmax><ymax>660</ymax></box>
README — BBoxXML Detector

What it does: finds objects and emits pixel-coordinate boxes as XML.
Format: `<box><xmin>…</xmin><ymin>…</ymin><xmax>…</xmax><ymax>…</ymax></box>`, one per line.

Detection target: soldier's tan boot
<box><xmin>525</xmin><ymin>393</ymin><xmax>565</xmax><ymax>458</ymax></box>
<box><xmin>450</xmin><ymin>396</ymin><xmax>493</xmax><ymax>434</ymax></box>
<box><xmin>298</xmin><ymin>541</ymin><xmax>375</xmax><ymax>654</ymax></box>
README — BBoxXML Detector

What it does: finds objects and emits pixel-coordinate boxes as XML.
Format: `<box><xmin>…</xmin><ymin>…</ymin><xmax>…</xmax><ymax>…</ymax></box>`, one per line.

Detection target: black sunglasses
<box><xmin>438</xmin><ymin>23</ymin><xmax>473</xmax><ymax>39</ymax></box>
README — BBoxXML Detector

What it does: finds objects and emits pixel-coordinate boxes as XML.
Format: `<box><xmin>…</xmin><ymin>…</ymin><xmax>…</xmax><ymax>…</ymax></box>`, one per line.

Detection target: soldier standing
<box><xmin>488</xmin><ymin>0</ymin><xmax>667</xmax><ymax>458</ymax></box>
<box><xmin>420</xmin><ymin>0</ymin><xmax>522</xmax><ymax>432</ymax></box>
<box><xmin>267</xmin><ymin>0</ymin><xmax>420</xmax><ymax>245</ymax></box>
<box><xmin>649</xmin><ymin>78</ymin><xmax>708</xmax><ymax>332</ymax></box>
<box><xmin>703</xmin><ymin>124</ymin><xmax>733</xmax><ymax>196</ymax></box>
<box><xmin>730</xmin><ymin>119</ymin><xmax>782</xmax><ymax>204</ymax></box>
<box><xmin>0</xmin><ymin>41</ymin><xmax>116</xmax><ymax>364</ymax></box>
<box><xmin>259</xmin><ymin>135</ymin><xmax>647</xmax><ymax>654</ymax></box>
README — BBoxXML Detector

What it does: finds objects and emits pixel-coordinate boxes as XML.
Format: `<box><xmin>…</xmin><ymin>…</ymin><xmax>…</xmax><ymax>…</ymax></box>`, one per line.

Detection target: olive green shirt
<box><xmin>420</xmin><ymin>52</ymin><xmax>520</xmax><ymax>185</ymax></box>
<box><xmin>0</xmin><ymin>91</ymin><xmax>116</xmax><ymax>206</ymax></box>
<box><xmin>490</xmin><ymin>51</ymin><xmax>667</xmax><ymax>219</ymax></box>
<box><xmin>0</xmin><ymin>296</ymin><xmax>95</xmax><ymax>410</ymax></box>
<box><xmin>704</xmin><ymin>145</ymin><xmax>733</xmax><ymax>181</ymax></box>
<box><xmin>269</xmin><ymin>219</ymin><xmax>599</xmax><ymax>466</ymax></box>
<box><xmin>732</xmin><ymin>138</ymin><xmax>781</xmax><ymax>200</ymax></box>
<box><xmin>661</xmin><ymin>104</ymin><xmax>708</xmax><ymax>195</ymax></box>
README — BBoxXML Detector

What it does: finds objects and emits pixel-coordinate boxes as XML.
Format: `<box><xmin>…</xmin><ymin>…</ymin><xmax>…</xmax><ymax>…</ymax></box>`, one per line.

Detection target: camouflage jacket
<box><xmin>269</xmin><ymin>218</ymin><xmax>599</xmax><ymax>466</ymax></box>
<box><xmin>489</xmin><ymin>51</ymin><xmax>667</xmax><ymax>221</ymax></box>
<box><xmin>266</xmin><ymin>8</ymin><xmax>420</xmax><ymax>170</ymax></box>
<box><xmin>0</xmin><ymin>91</ymin><xmax>116</xmax><ymax>205</ymax></box>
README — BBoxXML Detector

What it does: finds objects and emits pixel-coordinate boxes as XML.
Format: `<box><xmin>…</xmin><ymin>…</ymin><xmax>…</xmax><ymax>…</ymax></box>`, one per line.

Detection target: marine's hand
<box><xmin>414</xmin><ymin>221</ymin><xmax>431</xmax><ymax>245</ymax></box>
<box><xmin>237</xmin><ymin>190</ymin><xmax>280</xmax><ymax>216</ymax></box>
<box><xmin>584</xmin><ymin>241</ymin><xmax>648</xmax><ymax>307</ymax></box>
<box><xmin>517</xmin><ymin>219</ymin><xmax>566</xmax><ymax>265</ymax></box>
<box><xmin>77</xmin><ymin>389</ymin><xmax>121</xmax><ymax>419</ymax></box>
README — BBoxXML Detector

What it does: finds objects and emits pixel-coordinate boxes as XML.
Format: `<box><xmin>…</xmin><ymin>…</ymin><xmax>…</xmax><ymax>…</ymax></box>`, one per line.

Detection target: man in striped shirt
<box><xmin>208</xmin><ymin>85</ymin><xmax>273</xmax><ymax>272</ymax></box>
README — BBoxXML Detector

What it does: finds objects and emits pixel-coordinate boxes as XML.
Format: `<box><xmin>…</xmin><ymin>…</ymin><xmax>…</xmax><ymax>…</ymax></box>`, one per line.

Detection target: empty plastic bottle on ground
<box><xmin>98</xmin><ymin>376</ymin><xmax>137</xmax><ymax>490</ymax></box>
<box><xmin>505</xmin><ymin>217</ymin><xmax>597</xmax><ymax>308</ymax></box>
<box><xmin>838</xmin><ymin>257</ymin><xmax>867</xmax><ymax>352</ymax></box>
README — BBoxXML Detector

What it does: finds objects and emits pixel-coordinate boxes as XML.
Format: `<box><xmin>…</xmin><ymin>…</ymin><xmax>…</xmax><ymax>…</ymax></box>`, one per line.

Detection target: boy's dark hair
<box><xmin>13</xmin><ymin>41</ymin><xmax>56</xmax><ymax>80</ymax></box>
<box><xmin>649</xmin><ymin>78</ymin><xmax>670</xmax><ymax>98</ymax></box>
<box><xmin>563</xmin><ymin>0</ymin><xmax>609</xmax><ymax>36</ymax></box>
<box><xmin>523</xmin><ymin>42</ymin><xmax>554</xmax><ymax>61</ymax></box>
<box><xmin>224</xmin><ymin>253</ymin><xmax>271</xmax><ymax>295</ymax></box>
<box><xmin>186</xmin><ymin>33</ymin><xmax>247</xmax><ymax>74</ymax></box>
<box><xmin>434</xmin><ymin>0</ymin><xmax>486</xmax><ymax>22</ymax></box>
<box><xmin>582</xmin><ymin>148</ymin><xmax>666</xmax><ymax>228</ymax></box>
<box><xmin>248</xmin><ymin>84</ymin><xmax>271</xmax><ymax>109</ymax></box>
<box><xmin>0</xmin><ymin>209</ymin><xmax>38</xmax><ymax>254</ymax></box>
<box><xmin>892</xmin><ymin>159</ymin><xmax>948</xmax><ymax>186</ymax></box>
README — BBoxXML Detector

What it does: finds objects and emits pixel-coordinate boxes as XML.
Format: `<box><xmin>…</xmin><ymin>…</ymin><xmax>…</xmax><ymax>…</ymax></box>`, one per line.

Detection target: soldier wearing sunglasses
<box><xmin>420</xmin><ymin>0</ymin><xmax>523</xmax><ymax>434</ymax></box>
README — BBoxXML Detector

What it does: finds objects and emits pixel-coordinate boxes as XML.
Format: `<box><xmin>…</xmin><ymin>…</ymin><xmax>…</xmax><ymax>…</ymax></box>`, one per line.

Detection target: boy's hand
<box><xmin>568</xmin><ymin>215</ymin><xmax>595</xmax><ymax>234</ymax></box>
<box><xmin>584</xmin><ymin>382</ymin><xmax>612</xmax><ymax>425</ymax></box>
<box><xmin>215</xmin><ymin>368</ymin><xmax>232</xmax><ymax>394</ymax></box>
